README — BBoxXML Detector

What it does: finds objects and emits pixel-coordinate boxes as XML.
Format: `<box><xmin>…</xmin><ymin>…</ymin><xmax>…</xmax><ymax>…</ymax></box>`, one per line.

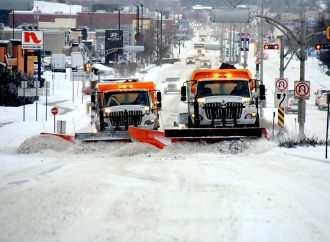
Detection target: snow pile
<box><xmin>66</xmin><ymin>141</ymin><xmax>159</xmax><ymax>156</ymax></box>
<box><xmin>111</xmin><ymin>142</ymin><xmax>160</xmax><ymax>157</ymax></box>
<box><xmin>66</xmin><ymin>141</ymin><xmax>125</xmax><ymax>154</ymax></box>
<box><xmin>159</xmin><ymin>139</ymin><xmax>275</xmax><ymax>157</ymax></box>
<box><xmin>16</xmin><ymin>135</ymin><xmax>73</xmax><ymax>154</ymax></box>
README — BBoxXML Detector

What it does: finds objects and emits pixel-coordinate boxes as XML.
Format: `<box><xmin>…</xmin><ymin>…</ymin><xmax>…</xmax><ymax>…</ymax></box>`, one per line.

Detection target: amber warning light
<box><xmin>263</xmin><ymin>44</ymin><xmax>279</xmax><ymax>50</ymax></box>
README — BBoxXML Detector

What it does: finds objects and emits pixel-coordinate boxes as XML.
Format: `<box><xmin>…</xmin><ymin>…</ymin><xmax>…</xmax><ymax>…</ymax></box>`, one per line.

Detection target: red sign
<box><xmin>275</xmin><ymin>78</ymin><xmax>288</xmax><ymax>92</ymax></box>
<box><xmin>21</xmin><ymin>31</ymin><xmax>44</xmax><ymax>50</ymax></box>
<box><xmin>51</xmin><ymin>106</ymin><xmax>59</xmax><ymax>115</ymax></box>
<box><xmin>294</xmin><ymin>81</ymin><xmax>310</xmax><ymax>99</ymax></box>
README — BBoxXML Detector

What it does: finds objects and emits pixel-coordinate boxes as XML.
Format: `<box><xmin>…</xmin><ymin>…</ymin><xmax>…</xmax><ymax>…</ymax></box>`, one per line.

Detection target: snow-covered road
<box><xmin>1</xmin><ymin>37</ymin><xmax>330</xmax><ymax>242</ymax></box>
<box><xmin>0</xmin><ymin>141</ymin><xmax>329</xmax><ymax>242</ymax></box>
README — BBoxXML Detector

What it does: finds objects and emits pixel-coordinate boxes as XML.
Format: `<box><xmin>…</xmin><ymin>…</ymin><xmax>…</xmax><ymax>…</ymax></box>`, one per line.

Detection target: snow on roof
<box><xmin>16</xmin><ymin>0</ymin><xmax>82</xmax><ymax>14</ymax></box>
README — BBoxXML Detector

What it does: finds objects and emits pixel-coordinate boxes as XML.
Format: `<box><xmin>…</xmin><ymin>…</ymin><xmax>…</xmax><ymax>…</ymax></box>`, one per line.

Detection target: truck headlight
<box><xmin>103</xmin><ymin>107</ymin><xmax>111</xmax><ymax>114</ymax></box>
<box><xmin>197</xmin><ymin>98</ymin><xmax>205</xmax><ymax>103</ymax></box>
<box><xmin>242</xmin><ymin>97</ymin><xmax>251</xmax><ymax>105</ymax></box>
<box><xmin>145</xmin><ymin>119</ymin><xmax>155</xmax><ymax>125</ymax></box>
<box><xmin>245</xmin><ymin>112</ymin><xmax>257</xmax><ymax>119</ymax></box>
<box><xmin>191</xmin><ymin>113</ymin><xmax>203</xmax><ymax>120</ymax></box>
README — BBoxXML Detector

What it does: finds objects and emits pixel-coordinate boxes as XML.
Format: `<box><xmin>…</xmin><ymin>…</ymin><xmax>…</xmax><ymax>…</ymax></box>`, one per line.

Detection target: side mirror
<box><xmin>156</xmin><ymin>91</ymin><xmax>162</xmax><ymax>109</ymax></box>
<box><xmin>181</xmin><ymin>86</ymin><xmax>187</xmax><ymax>102</ymax></box>
<box><xmin>157</xmin><ymin>91</ymin><xmax>162</xmax><ymax>103</ymax></box>
<box><xmin>259</xmin><ymin>84</ymin><xmax>266</xmax><ymax>100</ymax></box>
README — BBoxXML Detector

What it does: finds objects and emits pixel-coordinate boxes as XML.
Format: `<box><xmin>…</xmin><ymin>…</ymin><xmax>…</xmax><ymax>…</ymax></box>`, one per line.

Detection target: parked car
<box><xmin>43</xmin><ymin>56</ymin><xmax>52</xmax><ymax>70</ymax></box>
<box><xmin>317</xmin><ymin>92</ymin><xmax>329</xmax><ymax>110</ymax></box>
<box><xmin>186</xmin><ymin>56</ymin><xmax>195</xmax><ymax>64</ymax></box>
<box><xmin>285</xmin><ymin>90</ymin><xmax>298</xmax><ymax>114</ymax></box>
<box><xmin>163</xmin><ymin>77</ymin><xmax>182</xmax><ymax>94</ymax></box>
<box><xmin>314</xmin><ymin>89</ymin><xmax>328</xmax><ymax>106</ymax></box>
<box><xmin>34</xmin><ymin>63</ymin><xmax>45</xmax><ymax>75</ymax></box>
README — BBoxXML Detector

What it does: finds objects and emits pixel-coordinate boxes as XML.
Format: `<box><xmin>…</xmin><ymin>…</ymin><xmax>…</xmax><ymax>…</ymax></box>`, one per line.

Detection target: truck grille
<box><xmin>168</xmin><ymin>83</ymin><xmax>177</xmax><ymax>88</ymax></box>
<box><xmin>108</xmin><ymin>110</ymin><xmax>143</xmax><ymax>129</ymax></box>
<box><xmin>204</xmin><ymin>102</ymin><xmax>244</xmax><ymax>120</ymax></box>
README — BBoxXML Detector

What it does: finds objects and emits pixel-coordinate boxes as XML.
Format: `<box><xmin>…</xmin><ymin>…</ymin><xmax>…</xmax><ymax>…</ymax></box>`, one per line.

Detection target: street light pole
<box><xmin>160</xmin><ymin>11</ymin><xmax>163</xmax><ymax>62</ymax></box>
<box><xmin>117</xmin><ymin>8</ymin><xmax>121</xmax><ymax>31</ymax></box>
<box><xmin>89</xmin><ymin>12</ymin><xmax>92</xmax><ymax>40</ymax></box>
<box><xmin>156</xmin><ymin>10</ymin><xmax>159</xmax><ymax>62</ymax></box>
<box><xmin>140</xmin><ymin>4</ymin><xmax>143</xmax><ymax>33</ymax></box>
<box><xmin>12</xmin><ymin>10</ymin><xmax>14</xmax><ymax>39</ymax></box>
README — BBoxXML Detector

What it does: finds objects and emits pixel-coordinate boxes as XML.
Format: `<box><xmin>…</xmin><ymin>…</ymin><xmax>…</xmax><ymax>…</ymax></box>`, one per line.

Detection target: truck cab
<box><xmin>92</xmin><ymin>80</ymin><xmax>162</xmax><ymax>131</ymax></box>
<box><xmin>180</xmin><ymin>68</ymin><xmax>263</xmax><ymax>128</ymax></box>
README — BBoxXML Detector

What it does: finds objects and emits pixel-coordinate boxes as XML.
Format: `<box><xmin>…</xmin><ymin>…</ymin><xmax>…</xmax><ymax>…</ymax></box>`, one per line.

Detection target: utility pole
<box><xmin>220</xmin><ymin>24</ymin><xmax>224</xmax><ymax>63</ymax></box>
<box><xmin>160</xmin><ymin>11</ymin><xmax>163</xmax><ymax>62</ymax></box>
<box><xmin>259</xmin><ymin>0</ymin><xmax>264</xmax><ymax>119</ymax></box>
<box><xmin>279</xmin><ymin>36</ymin><xmax>284</xmax><ymax>78</ymax></box>
<box><xmin>243</xmin><ymin>24</ymin><xmax>248</xmax><ymax>68</ymax></box>
<box><xmin>298</xmin><ymin>14</ymin><xmax>306</xmax><ymax>138</ymax></box>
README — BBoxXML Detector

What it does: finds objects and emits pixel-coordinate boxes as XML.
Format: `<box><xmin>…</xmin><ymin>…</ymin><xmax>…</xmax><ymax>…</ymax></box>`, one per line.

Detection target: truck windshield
<box><xmin>196</xmin><ymin>80</ymin><xmax>250</xmax><ymax>98</ymax></box>
<box><xmin>103</xmin><ymin>91</ymin><xmax>150</xmax><ymax>107</ymax></box>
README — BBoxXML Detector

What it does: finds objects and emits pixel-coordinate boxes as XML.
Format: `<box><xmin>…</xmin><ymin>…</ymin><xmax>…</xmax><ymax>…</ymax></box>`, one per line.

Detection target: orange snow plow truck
<box><xmin>75</xmin><ymin>79</ymin><xmax>162</xmax><ymax>141</ymax></box>
<box><xmin>128</xmin><ymin>66</ymin><xmax>267</xmax><ymax>149</ymax></box>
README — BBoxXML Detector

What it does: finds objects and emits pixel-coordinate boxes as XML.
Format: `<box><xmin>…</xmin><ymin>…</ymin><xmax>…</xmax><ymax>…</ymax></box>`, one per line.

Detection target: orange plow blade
<box><xmin>128</xmin><ymin>127</ymin><xmax>268</xmax><ymax>149</ymax></box>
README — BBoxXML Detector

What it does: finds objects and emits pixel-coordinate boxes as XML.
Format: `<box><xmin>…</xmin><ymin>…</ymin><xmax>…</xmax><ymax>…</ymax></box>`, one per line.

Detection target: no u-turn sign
<box><xmin>294</xmin><ymin>81</ymin><xmax>310</xmax><ymax>99</ymax></box>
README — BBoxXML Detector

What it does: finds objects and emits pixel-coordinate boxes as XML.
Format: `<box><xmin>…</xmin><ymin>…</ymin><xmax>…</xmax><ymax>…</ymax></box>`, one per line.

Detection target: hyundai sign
<box><xmin>105</xmin><ymin>30</ymin><xmax>123</xmax><ymax>62</ymax></box>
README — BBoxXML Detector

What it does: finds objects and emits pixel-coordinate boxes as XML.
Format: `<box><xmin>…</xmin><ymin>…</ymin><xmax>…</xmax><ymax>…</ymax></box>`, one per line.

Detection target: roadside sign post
<box><xmin>275</xmin><ymin>78</ymin><xmax>288</xmax><ymax>129</ymax></box>
<box><xmin>51</xmin><ymin>106</ymin><xmax>59</xmax><ymax>133</ymax></box>
<box><xmin>294</xmin><ymin>81</ymin><xmax>310</xmax><ymax>134</ymax></box>
<box><xmin>326</xmin><ymin>93</ymin><xmax>330</xmax><ymax>159</ymax></box>
<box><xmin>21</xmin><ymin>81</ymin><xmax>27</xmax><ymax>121</ymax></box>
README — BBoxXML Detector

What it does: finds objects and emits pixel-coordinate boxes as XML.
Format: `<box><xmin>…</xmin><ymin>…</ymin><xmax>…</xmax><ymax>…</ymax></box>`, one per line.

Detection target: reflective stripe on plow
<box><xmin>278</xmin><ymin>108</ymin><xmax>285</xmax><ymax>128</ymax></box>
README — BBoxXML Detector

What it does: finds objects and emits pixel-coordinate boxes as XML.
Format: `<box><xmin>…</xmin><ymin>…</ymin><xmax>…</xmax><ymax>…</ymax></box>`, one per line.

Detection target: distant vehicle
<box><xmin>194</xmin><ymin>56</ymin><xmax>201</xmax><ymax>62</ymax></box>
<box><xmin>186</xmin><ymin>56</ymin><xmax>195</xmax><ymax>64</ymax></box>
<box><xmin>92</xmin><ymin>63</ymin><xmax>117</xmax><ymax>82</ymax></box>
<box><xmin>65</xmin><ymin>56</ymin><xmax>72</xmax><ymax>68</ymax></box>
<box><xmin>193</xmin><ymin>43</ymin><xmax>205</xmax><ymax>56</ymax></box>
<box><xmin>317</xmin><ymin>92</ymin><xmax>329</xmax><ymax>110</ymax></box>
<box><xmin>34</xmin><ymin>63</ymin><xmax>45</xmax><ymax>75</ymax></box>
<box><xmin>314</xmin><ymin>89</ymin><xmax>328</xmax><ymax>106</ymax></box>
<box><xmin>163</xmin><ymin>77</ymin><xmax>182</xmax><ymax>94</ymax></box>
<box><xmin>285</xmin><ymin>90</ymin><xmax>298</xmax><ymax>114</ymax></box>
<box><xmin>51</xmin><ymin>54</ymin><xmax>66</xmax><ymax>72</ymax></box>
<box><xmin>43</xmin><ymin>56</ymin><xmax>51</xmax><ymax>70</ymax></box>
<box><xmin>199</xmin><ymin>59</ymin><xmax>211</xmax><ymax>69</ymax></box>
<box><xmin>71</xmin><ymin>52</ymin><xmax>85</xmax><ymax>72</ymax></box>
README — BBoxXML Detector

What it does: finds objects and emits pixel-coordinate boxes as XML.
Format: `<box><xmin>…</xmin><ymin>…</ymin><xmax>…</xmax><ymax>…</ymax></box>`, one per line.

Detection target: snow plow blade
<box><xmin>128</xmin><ymin>127</ymin><xmax>267</xmax><ymax>149</ymax></box>
<box><xmin>165</xmin><ymin>127</ymin><xmax>267</xmax><ymax>139</ymax></box>
<box><xmin>74</xmin><ymin>131</ymin><xmax>132</xmax><ymax>142</ymax></box>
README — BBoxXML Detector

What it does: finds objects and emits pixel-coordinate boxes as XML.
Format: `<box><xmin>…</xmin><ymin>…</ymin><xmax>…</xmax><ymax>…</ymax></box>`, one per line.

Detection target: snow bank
<box><xmin>16</xmin><ymin>135</ymin><xmax>73</xmax><ymax>154</ymax></box>
<box><xmin>65</xmin><ymin>141</ymin><xmax>159</xmax><ymax>157</ymax></box>
<box><xmin>159</xmin><ymin>138</ymin><xmax>275</xmax><ymax>157</ymax></box>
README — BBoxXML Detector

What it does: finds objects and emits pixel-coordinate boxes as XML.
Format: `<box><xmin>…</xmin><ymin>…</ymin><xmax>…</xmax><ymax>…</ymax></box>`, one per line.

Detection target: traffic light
<box><xmin>84</xmin><ymin>62</ymin><xmax>91</xmax><ymax>73</ymax></box>
<box><xmin>263</xmin><ymin>44</ymin><xmax>279</xmax><ymax>50</ymax></box>
<box><xmin>255</xmin><ymin>60</ymin><xmax>260</xmax><ymax>72</ymax></box>
<box><xmin>314</xmin><ymin>44</ymin><xmax>330</xmax><ymax>50</ymax></box>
